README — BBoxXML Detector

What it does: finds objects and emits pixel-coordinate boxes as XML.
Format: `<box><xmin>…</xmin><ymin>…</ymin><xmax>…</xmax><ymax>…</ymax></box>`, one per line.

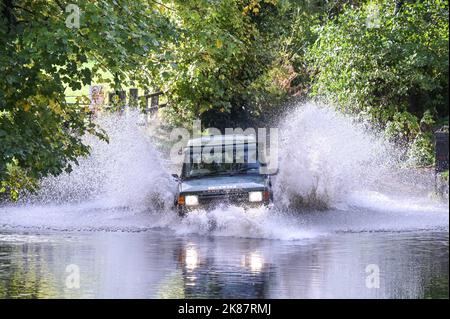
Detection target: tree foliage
<box><xmin>1</xmin><ymin>0</ymin><xmax>448</xmax><ymax>199</ymax></box>
<box><xmin>154</xmin><ymin>0</ymin><xmax>290</xmax><ymax>130</ymax></box>
<box><xmin>0</xmin><ymin>0</ymin><xmax>173</xmax><ymax>199</ymax></box>
<box><xmin>307</xmin><ymin>0</ymin><xmax>448</xmax><ymax>164</ymax></box>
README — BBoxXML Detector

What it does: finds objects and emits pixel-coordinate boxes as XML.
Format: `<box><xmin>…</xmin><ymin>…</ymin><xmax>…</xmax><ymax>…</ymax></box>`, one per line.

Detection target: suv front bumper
<box><xmin>176</xmin><ymin>189</ymin><xmax>271</xmax><ymax>215</ymax></box>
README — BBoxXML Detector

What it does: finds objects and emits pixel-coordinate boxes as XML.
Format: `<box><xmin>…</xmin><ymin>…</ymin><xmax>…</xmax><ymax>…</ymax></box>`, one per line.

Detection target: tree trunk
<box><xmin>2</xmin><ymin>0</ymin><xmax>16</xmax><ymax>33</ymax></box>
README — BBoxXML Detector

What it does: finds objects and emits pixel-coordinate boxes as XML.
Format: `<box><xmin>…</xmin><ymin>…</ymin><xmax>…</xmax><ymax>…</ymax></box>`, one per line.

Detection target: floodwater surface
<box><xmin>0</xmin><ymin>106</ymin><xmax>448</xmax><ymax>299</ymax></box>
<box><xmin>0</xmin><ymin>208</ymin><xmax>447</xmax><ymax>299</ymax></box>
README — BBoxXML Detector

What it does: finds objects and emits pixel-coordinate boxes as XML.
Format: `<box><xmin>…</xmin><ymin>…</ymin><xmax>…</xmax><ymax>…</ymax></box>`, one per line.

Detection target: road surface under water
<box><xmin>0</xmin><ymin>203</ymin><xmax>448</xmax><ymax>299</ymax></box>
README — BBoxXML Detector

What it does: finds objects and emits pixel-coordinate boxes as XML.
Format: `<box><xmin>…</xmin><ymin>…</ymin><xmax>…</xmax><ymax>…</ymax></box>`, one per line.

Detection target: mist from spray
<box><xmin>273</xmin><ymin>103</ymin><xmax>396</xmax><ymax>210</ymax></box>
<box><xmin>0</xmin><ymin>104</ymin><xmax>447</xmax><ymax>238</ymax></box>
<box><xmin>19</xmin><ymin>110</ymin><xmax>176</xmax><ymax>210</ymax></box>
<box><xmin>171</xmin><ymin>103</ymin><xmax>447</xmax><ymax>238</ymax></box>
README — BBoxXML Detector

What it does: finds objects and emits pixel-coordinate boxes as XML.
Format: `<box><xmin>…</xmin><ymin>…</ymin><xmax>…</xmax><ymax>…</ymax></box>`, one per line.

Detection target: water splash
<box><xmin>273</xmin><ymin>103</ymin><xmax>430</xmax><ymax>210</ymax></box>
<box><xmin>173</xmin><ymin>205</ymin><xmax>318</xmax><ymax>240</ymax></box>
<box><xmin>20</xmin><ymin>110</ymin><xmax>176</xmax><ymax>211</ymax></box>
<box><xmin>0</xmin><ymin>103</ymin><xmax>447</xmax><ymax>238</ymax></box>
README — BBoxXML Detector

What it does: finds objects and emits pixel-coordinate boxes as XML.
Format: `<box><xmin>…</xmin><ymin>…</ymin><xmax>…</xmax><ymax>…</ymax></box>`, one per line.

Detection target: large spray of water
<box><xmin>273</xmin><ymin>103</ymin><xmax>396</xmax><ymax>210</ymax></box>
<box><xmin>0</xmin><ymin>103</ymin><xmax>447</xmax><ymax>237</ymax></box>
<box><xmin>21</xmin><ymin>111</ymin><xmax>175</xmax><ymax>210</ymax></box>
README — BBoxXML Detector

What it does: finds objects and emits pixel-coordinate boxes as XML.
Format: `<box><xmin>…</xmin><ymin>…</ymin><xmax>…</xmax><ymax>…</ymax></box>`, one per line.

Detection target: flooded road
<box><xmin>0</xmin><ymin>209</ymin><xmax>448</xmax><ymax>299</ymax></box>
<box><xmin>0</xmin><ymin>107</ymin><xmax>448</xmax><ymax>299</ymax></box>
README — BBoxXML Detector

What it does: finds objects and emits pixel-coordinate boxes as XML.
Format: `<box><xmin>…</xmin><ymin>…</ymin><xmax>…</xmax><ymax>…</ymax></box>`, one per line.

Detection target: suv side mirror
<box><xmin>171</xmin><ymin>173</ymin><xmax>180</xmax><ymax>181</ymax></box>
<box><xmin>259</xmin><ymin>163</ymin><xmax>278</xmax><ymax>176</ymax></box>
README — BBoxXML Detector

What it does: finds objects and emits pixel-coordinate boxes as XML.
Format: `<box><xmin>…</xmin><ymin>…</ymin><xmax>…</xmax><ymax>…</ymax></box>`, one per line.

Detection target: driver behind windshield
<box><xmin>182</xmin><ymin>144</ymin><xmax>261</xmax><ymax>179</ymax></box>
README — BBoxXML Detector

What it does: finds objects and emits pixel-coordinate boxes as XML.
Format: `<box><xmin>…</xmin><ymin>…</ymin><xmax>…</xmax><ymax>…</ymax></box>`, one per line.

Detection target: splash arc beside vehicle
<box><xmin>172</xmin><ymin>134</ymin><xmax>276</xmax><ymax>216</ymax></box>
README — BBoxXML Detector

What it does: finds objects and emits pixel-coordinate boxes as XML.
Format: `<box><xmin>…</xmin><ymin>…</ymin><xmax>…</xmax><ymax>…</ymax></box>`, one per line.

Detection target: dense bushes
<box><xmin>306</xmin><ymin>0</ymin><xmax>448</xmax><ymax>164</ymax></box>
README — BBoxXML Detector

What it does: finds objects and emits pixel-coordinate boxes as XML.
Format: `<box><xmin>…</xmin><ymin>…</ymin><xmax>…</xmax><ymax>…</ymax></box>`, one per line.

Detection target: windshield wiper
<box><xmin>230</xmin><ymin>167</ymin><xmax>259</xmax><ymax>175</ymax></box>
<box><xmin>186</xmin><ymin>171</ymin><xmax>233</xmax><ymax>179</ymax></box>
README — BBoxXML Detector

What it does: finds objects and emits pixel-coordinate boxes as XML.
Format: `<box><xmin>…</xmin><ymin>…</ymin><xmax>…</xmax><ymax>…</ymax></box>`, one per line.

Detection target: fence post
<box><xmin>144</xmin><ymin>89</ymin><xmax>150</xmax><ymax>125</ymax></box>
<box><xmin>144</xmin><ymin>90</ymin><xmax>150</xmax><ymax>113</ymax></box>
<box><xmin>117</xmin><ymin>90</ymin><xmax>126</xmax><ymax>112</ymax></box>
<box><xmin>435</xmin><ymin>126</ymin><xmax>449</xmax><ymax>196</ymax></box>
<box><xmin>108</xmin><ymin>92</ymin><xmax>116</xmax><ymax>111</ymax></box>
<box><xmin>435</xmin><ymin>127</ymin><xmax>449</xmax><ymax>173</ymax></box>
<box><xmin>151</xmin><ymin>90</ymin><xmax>160</xmax><ymax>112</ymax></box>
<box><xmin>129</xmin><ymin>88</ymin><xmax>138</xmax><ymax>108</ymax></box>
<box><xmin>108</xmin><ymin>92</ymin><xmax>115</xmax><ymax>104</ymax></box>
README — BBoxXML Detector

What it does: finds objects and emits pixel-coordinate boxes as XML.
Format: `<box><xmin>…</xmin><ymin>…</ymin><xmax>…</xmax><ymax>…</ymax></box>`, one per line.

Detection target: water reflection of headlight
<box><xmin>185</xmin><ymin>246</ymin><xmax>199</xmax><ymax>271</ymax></box>
<box><xmin>241</xmin><ymin>251</ymin><xmax>264</xmax><ymax>273</ymax></box>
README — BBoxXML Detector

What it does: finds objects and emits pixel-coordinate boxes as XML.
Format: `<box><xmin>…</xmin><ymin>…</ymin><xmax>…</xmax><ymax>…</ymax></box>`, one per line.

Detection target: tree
<box><xmin>307</xmin><ymin>0</ymin><xmax>448</xmax><ymax>164</ymax></box>
<box><xmin>0</xmin><ymin>0</ymin><xmax>174</xmax><ymax>200</ymax></box>
<box><xmin>154</xmin><ymin>0</ymin><xmax>294</xmax><ymax>130</ymax></box>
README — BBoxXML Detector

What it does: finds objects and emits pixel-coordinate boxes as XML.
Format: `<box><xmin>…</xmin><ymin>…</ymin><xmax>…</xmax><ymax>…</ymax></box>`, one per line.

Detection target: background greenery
<box><xmin>1</xmin><ymin>0</ymin><xmax>448</xmax><ymax>200</ymax></box>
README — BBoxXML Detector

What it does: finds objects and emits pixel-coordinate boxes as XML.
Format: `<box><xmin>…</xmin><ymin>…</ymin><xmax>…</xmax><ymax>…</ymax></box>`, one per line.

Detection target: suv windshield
<box><xmin>181</xmin><ymin>144</ymin><xmax>262</xmax><ymax>179</ymax></box>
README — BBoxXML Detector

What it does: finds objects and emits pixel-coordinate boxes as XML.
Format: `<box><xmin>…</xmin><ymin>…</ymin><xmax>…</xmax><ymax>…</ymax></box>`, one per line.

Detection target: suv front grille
<box><xmin>198</xmin><ymin>190</ymin><xmax>248</xmax><ymax>205</ymax></box>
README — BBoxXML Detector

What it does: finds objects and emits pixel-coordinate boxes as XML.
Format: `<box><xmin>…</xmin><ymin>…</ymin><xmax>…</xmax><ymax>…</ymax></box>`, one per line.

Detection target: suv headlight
<box><xmin>185</xmin><ymin>195</ymin><xmax>199</xmax><ymax>206</ymax></box>
<box><xmin>249</xmin><ymin>191</ymin><xmax>263</xmax><ymax>202</ymax></box>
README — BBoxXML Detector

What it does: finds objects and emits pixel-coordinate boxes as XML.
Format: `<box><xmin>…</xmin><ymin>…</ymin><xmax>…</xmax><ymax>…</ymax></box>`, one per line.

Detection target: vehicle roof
<box><xmin>186</xmin><ymin>134</ymin><xmax>257</xmax><ymax>147</ymax></box>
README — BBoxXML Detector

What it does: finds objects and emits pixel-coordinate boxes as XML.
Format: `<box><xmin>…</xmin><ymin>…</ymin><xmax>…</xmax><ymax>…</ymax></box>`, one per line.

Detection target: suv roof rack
<box><xmin>186</xmin><ymin>134</ymin><xmax>257</xmax><ymax>147</ymax></box>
